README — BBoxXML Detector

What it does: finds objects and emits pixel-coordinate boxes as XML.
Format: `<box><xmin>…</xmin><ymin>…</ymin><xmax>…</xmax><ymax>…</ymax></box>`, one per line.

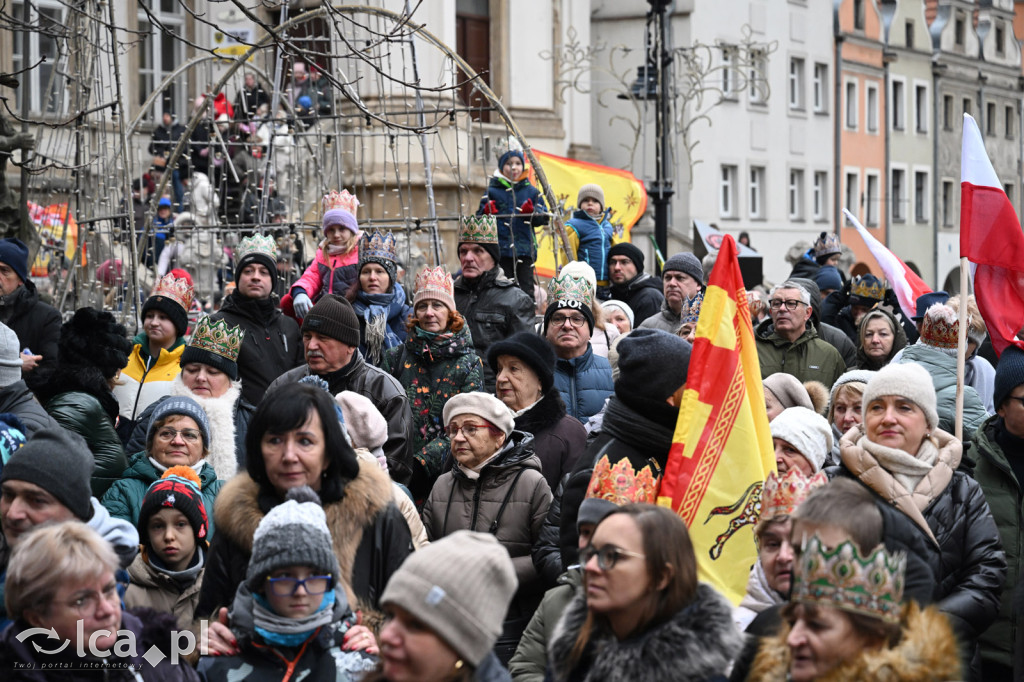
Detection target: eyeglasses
<box><xmin>63</xmin><ymin>582</ymin><xmax>120</xmax><ymax>616</ymax></box>
<box><xmin>769</xmin><ymin>299</ymin><xmax>805</xmax><ymax>311</ymax></box>
<box><xmin>579</xmin><ymin>544</ymin><xmax>646</xmax><ymax>571</ymax></box>
<box><xmin>551</xmin><ymin>313</ymin><xmax>587</xmax><ymax>328</ymax></box>
<box><xmin>156</xmin><ymin>428</ymin><xmax>202</xmax><ymax>444</ymax></box>
<box><xmin>265</xmin><ymin>575</ymin><xmax>334</xmax><ymax>597</ymax></box>
<box><xmin>445</xmin><ymin>422</ymin><xmax>492</xmax><ymax>439</ymax></box>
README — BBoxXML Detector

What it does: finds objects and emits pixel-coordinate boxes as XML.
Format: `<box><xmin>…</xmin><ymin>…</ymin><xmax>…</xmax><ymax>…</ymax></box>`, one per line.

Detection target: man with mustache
<box><xmin>266</xmin><ymin>294</ymin><xmax>413</xmax><ymax>485</ymax></box>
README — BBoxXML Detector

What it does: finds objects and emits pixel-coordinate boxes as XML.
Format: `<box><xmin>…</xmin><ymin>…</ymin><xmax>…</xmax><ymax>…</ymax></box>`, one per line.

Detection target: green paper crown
<box><xmin>235</xmin><ymin>234</ymin><xmax>277</xmax><ymax>263</ymax></box>
<box><xmin>459</xmin><ymin>215</ymin><xmax>499</xmax><ymax>245</ymax></box>
<box><xmin>792</xmin><ymin>535</ymin><xmax>906</xmax><ymax>625</ymax></box>
<box><xmin>549</xmin><ymin>269</ymin><xmax>594</xmax><ymax>309</ymax></box>
<box><xmin>188</xmin><ymin>316</ymin><xmax>244</xmax><ymax>363</ymax></box>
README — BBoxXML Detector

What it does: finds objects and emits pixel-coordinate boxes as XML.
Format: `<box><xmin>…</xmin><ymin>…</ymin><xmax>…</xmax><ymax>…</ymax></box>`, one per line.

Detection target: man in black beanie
<box><xmin>606</xmin><ymin>242</ymin><xmax>664</xmax><ymax>327</ymax></box>
<box><xmin>265</xmin><ymin>294</ymin><xmax>413</xmax><ymax>485</ymax></box>
<box><xmin>532</xmin><ymin>328</ymin><xmax>692</xmax><ymax>585</ymax></box>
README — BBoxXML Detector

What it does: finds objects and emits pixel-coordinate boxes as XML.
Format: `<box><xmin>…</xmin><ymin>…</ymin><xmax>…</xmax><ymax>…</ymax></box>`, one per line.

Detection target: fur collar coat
<box><xmin>548</xmin><ymin>583</ymin><xmax>742</xmax><ymax>682</ymax></box>
<box><xmin>748</xmin><ymin>602</ymin><xmax>962</xmax><ymax>681</ymax></box>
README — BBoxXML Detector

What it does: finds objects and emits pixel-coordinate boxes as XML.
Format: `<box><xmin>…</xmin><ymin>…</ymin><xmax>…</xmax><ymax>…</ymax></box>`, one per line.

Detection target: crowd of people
<box><xmin>1</xmin><ymin>140</ymin><xmax>1023</xmax><ymax>681</ymax></box>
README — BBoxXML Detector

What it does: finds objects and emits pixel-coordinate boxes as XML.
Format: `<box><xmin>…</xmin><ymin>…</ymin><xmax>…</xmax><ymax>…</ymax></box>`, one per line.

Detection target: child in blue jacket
<box><xmin>565</xmin><ymin>184</ymin><xmax>615</xmax><ymax>285</ymax></box>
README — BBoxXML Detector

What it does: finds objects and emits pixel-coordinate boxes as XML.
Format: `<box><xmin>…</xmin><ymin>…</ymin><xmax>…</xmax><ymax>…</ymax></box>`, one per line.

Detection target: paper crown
<box><xmin>850</xmin><ymin>275</ymin><xmax>886</xmax><ymax>302</ymax></box>
<box><xmin>681</xmin><ymin>291</ymin><xmax>704</xmax><ymax>326</ymax></box>
<box><xmin>759</xmin><ymin>469</ymin><xmax>828</xmax><ymax>523</ymax></box>
<box><xmin>493</xmin><ymin>135</ymin><xmax>524</xmax><ymax>163</ymax></box>
<box><xmin>920</xmin><ymin>303</ymin><xmax>959</xmax><ymax>349</ymax></box>
<box><xmin>459</xmin><ymin>214</ymin><xmax>500</xmax><ymax>245</ymax></box>
<box><xmin>813</xmin><ymin>232</ymin><xmax>842</xmax><ymax>258</ymax></box>
<box><xmin>415</xmin><ymin>265</ymin><xmax>454</xmax><ymax>298</ymax></box>
<box><xmin>549</xmin><ymin>267</ymin><xmax>595</xmax><ymax>309</ymax></box>
<box><xmin>149</xmin><ymin>273</ymin><xmax>194</xmax><ymax>312</ymax></box>
<box><xmin>358</xmin><ymin>230</ymin><xmax>398</xmax><ymax>264</ymax></box>
<box><xmin>792</xmin><ymin>535</ymin><xmax>906</xmax><ymax>625</ymax></box>
<box><xmin>235</xmin><ymin>234</ymin><xmax>277</xmax><ymax>263</ymax></box>
<box><xmin>585</xmin><ymin>454</ymin><xmax>662</xmax><ymax>506</ymax></box>
<box><xmin>322</xmin><ymin>189</ymin><xmax>359</xmax><ymax>217</ymax></box>
<box><xmin>188</xmin><ymin>315</ymin><xmax>244</xmax><ymax>362</ymax></box>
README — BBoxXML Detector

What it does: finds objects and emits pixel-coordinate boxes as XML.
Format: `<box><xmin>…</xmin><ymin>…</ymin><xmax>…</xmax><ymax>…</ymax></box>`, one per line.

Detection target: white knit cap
<box><xmin>601</xmin><ymin>300</ymin><xmax>635</xmax><ymax>329</ymax></box>
<box><xmin>862</xmin><ymin>362</ymin><xmax>939</xmax><ymax>430</ymax></box>
<box><xmin>770</xmin><ymin>407</ymin><xmax>834</xmax><ymax>473</ymax></box>
<box><xmin>442</xmin><ymin>392</ymin><xmax>515</xmax><ymax>436</ymax></box>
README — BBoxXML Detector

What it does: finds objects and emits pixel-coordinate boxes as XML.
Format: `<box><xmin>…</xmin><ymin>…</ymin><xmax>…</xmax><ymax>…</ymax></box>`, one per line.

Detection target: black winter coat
<box><xmin>608</xmin><ymin>273</ymin><xmax>664</xmax><ymax>327</ymax></box>
<box><xmin>515</xmin><ymin>388</ymin><xmax>588</xmax><ymax>491</ymax></box>
<box><xmin>1</xmin><ymin>282</ymin><xmax>61</xmax><ymax>395</ymax></box>
<box><xmin>0</xmin><ymin>379</ymin><xmax>61</xmax><ymax>436</ymax></box>
<box><xmin>211</xmin><ymin>291</ymin><xmax>303</xmax><ymax>407</ymax></box>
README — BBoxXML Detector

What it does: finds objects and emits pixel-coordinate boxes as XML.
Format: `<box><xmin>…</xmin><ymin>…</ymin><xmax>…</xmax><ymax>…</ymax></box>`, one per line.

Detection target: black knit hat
<box><xmin>543</xmin><ymin>300</ymin><xmax>595</xmax><ymax>335</ymax></box>
<box><xmin>615</xmin><ymin>328</ymin><xmax>691</xmax><ymax>424</ymax></box>
<box><xmin>607</xmin><ymin>242</ymin><xmax>644</xmax><ymax>272</ymax></box>
<box><xmin>0</xmin><ymin>239</ymin><xmax>30</xmax><ymax>284</ymax></box>
<box><xmin>1</xmin><ymin>428</ymin><xmax>94</xmax><ymax>521</ymax></box>
<box><xmin>138</xmin><ymin>467</ymin><xmax>209</xmax><ymax>550</ymax></box>
<box><xmin>301</xmin><ymin>294</ymin><xmax>361</xmax><ymax>347</ymax></box>
<box><xmin>58</xmin><ymin>307</ymin><xmax>133</xmax><ymax>379</ymax></box>
<box><xmin>488</xmin><ymin>331</ymin><xmax>556</xmax><ymax>392</ymax></box>
<box><xmin>141</xmin><ymin>295</ymin><xmax>188</xmax><ymax>338</ymax></box>
<box><xmin>995</xmin><ymin>345</ymin><xmax>1024</xmax><ymax>409</ymax></box>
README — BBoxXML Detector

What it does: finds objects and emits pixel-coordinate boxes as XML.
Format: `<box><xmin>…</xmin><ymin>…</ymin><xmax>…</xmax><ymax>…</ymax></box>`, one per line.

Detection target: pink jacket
<box><xmin>291</xmin><ymin>246</ymin><xmax>359</xmax><ymax>300</ymax></box>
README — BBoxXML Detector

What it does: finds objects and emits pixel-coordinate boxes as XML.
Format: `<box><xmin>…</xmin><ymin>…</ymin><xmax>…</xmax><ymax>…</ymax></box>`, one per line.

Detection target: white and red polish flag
<box><xmin>842</xmin><ymin>207</ymin><xmax>931</xmax><ymax>321</ymax></box>
<box><xmin>960</xmin><ymin>113</ymin><xmax>1024</xmax><ymax>357</ymax></box>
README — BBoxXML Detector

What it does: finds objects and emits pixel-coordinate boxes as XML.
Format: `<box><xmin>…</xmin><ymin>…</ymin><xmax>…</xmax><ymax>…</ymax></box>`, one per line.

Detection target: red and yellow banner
<box><xmin>27</xmin><ymin>202</ymin><xmax>80</xmax><ymax>277</ymax></box>
<box><xmin>658</xmin><ymin>235</ymin><xmax>775</xmax><ymax>604</ymax></box>
<box><xmin>528</xmin><ymin>149</ymin><xmax>646</xmax><ymax>278</ymax></box>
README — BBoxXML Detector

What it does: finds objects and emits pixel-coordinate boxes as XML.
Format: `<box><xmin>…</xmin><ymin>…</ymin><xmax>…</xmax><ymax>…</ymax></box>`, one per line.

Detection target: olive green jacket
<box><xmin>754</xmin><ymin>319</ymin><xmax>846</xmax><ymax>389</ymax></box>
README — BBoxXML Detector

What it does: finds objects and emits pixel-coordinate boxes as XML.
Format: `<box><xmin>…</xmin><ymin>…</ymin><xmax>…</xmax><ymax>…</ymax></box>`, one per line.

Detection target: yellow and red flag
<box><xmin>657</xmin><ymin>234</ymin><xmax>775</xmax><ymax>604</ymax></box>
<box><xmin>527</xmin><ymin>149</ymin><xmax>647</xmax><ymax>278</ymax></box>
<box><xmin>27</xmin><ymin>202</ymin><xmax>81</xmax><ymax>276</ymax></box>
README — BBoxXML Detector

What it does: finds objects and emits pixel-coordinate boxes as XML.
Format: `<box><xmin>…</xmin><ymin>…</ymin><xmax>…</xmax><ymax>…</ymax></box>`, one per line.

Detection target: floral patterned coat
<box><xmin>381</xmin><ymin>325</ymin><xmax>484</xmax><ymax>500</ymax></box>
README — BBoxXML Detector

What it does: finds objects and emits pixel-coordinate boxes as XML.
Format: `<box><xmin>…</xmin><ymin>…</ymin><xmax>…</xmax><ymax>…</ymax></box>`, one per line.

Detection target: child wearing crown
<box><xmin>477</xmin><ymin>137</ymin><xmax>549</xmax><ymax>300</ymax></box>
<box><xmin>288</xmin><ymin>189</ymin><xmax>361</xmax><ymax>319</ymax></box>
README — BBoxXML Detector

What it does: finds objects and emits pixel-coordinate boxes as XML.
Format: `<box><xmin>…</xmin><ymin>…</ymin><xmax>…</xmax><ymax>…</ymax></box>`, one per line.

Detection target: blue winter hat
<box><xmin>498</xmin><ymin>148</ymin><xmax>525</xmax><ymax>171</ymax></box>
<box><xmin>0</xmin><ymin>239</ymin><xmax>30</xmax><ymax>284</ymax></box>
<box><xmin>0</xmin><ymin>412</ymin><xmax>27</xmax><ymax>469</ymax></box>
<box><xmin>297</xmin><ymin>95</ymin><xmax>313</xmax><ymax>110</ymax></box>
<box><xmin>913</xmin><ymin>291</ymin><xmax>950</xmax><ymax>320</ymax></box>
<box><xmin>813</xmin><ymin>265</ymin><xmax>843</xmax><ymax>293</ymax></box>
<box><xmin>158</xmin><ymin>197</ymin><xmax>172</xmax><ymax>208</ymax></box>
<box><xmin>148</xmin><ymin>396</ymin><xmax>211</xmax><ymax>449</ymax></box>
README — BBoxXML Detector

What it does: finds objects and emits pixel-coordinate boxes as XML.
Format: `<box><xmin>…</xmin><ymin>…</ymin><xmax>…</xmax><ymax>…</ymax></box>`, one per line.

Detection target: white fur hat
<box><xmin>862</xmin><ymin>362</ymin><xmax>939</xmax><ymax>430</ymax></box>
<box><xmin>770</xmin><ymin>406</ymin><xmax>834</xmax><ymax>473</ymax></box>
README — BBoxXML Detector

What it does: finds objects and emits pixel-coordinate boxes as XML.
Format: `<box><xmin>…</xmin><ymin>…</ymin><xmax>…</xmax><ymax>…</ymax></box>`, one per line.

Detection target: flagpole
<box><xmin>954</xmin><ymin>256</ymin><xmax>969</xmax><ymax>441</ymax></box>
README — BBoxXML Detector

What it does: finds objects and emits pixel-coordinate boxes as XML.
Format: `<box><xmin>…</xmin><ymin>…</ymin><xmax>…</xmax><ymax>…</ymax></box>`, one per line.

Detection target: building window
<box><xmin>1007</xmin><ymin>105</ymin><xmax>1015</xmax><ymax>139</ymax></box>
<box><xmin>813</xmin><ymin>63</ymin><xmax>828</xmax><ymax>114</ymax></box>
<box><xmin>137</xmin><ymin>1</ymin><xmax>186</xmax><ymax>122</ymax></box>
<box><xmin>846</xmin><ymin>172</ymin><xmax>859</xmax><ymax>219</ymax></box>
<box><xmin>963</xmin><ymin>98</ymin><xmax>972</xmax><ymax>117</ymax></box>
<box><xmin>955</xmin><ymin>13</ymin><xmax>965</xmax><ymax>47</ymax></box>
<box><xmin>721</xmin><ymin>47</ymin><xmax>736</xmax><ymax>99</ymax></box>
<box><xmin>854</xmin><ymin>0</ymin><xmax>866</xmax><ymax>31</ymax></box>
<box><xmin>914</xmin><ymin>171</ymin><xmax>928</xmax><ymax>222</ymax></box>
<box><xmin>813</xmin><ymin>171</ymin><xmax>828</xmax><ymax>221</ymax></box>
<box><xmin>845</xmin><ymin>80</ymin><xmax>858</xmax><ymax>129</ymax></box>
<box><xmin>996</xmin><ymin>22</ymin><xmax>1005</xmax><ymax>56</ymax></box>
<box><xmin>789</xmin><ymin>169</ymin><xmax>805</xmax><ymax>220</ymax></box>
<box><xmin>720</xmin><ymin>165</ymin><xmax>738</xmax><ymax>218</ymax></box>
<box><xmin>866</xmin><ymin>84</ymin><xmax>879</xmax><ymax>132</ymax></box>
<box><xmin>1005</xmin><ymin>183</ymin><xmax>1015</xmax><ymax>205</ymax></box>
<box><xmin>789</xmin><ymin>57</ymin><xmax>805</xmax><ymax>110</ymax></box>
<box><xmin>943</xmin><ymin>95</ymin><xmax>953</xmax><ymax>130</ymax></box>
<box><xmin>892</xmin><ymin>169</ymin><xmax>906</xmax><ymax>222</ymax></box>
<box><xmin>987</xmin><ymin>102</ymin><xmax>997</xmax><ymax>136</ymax></box>
<box><xmin>942</xmin><ymin>181</ymin><xmax>954</xmax><ymax>226</ymax></box>
<box><xmin>11</xmin><ymin>0</ymin><xmax>71</xmax><ymax>115</ymax></box>
<box><xmin>749</xmin><ymin>166</ymin><xmax>765</xmax><ymax>219</ymax></box>
<box><xmin>915</xmin><ymin>85</ymin><xmax>928</xmax><ymax>133</ymax></box>
<box><xmin>749</xmin><ymin>49</ymin><xmax>768</xmax><ymax>105</ymax></box>
<box><xmin>866</xmin><ymin>173</ymin><xmax>880</xmax><ymax>226</ymax></box>
<box><xmin>891</xmin><ymin>79</ymin><xmax>905</xmax><ymax>131</ymax></box>
<box><xmin>456</xmin><ymin>3</ymin><xmax>492</xmax><ymax>122</ymax></box>
<box><xmin>905</xmin><ymin>20</ymin><xmax>915</xmax><ymax>49</ymax></box>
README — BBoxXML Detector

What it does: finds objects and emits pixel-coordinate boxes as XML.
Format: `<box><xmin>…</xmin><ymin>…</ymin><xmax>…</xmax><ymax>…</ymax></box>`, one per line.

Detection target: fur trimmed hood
<box><xmin>515</xmin><ymin>387</ymin><xmax>567</xmax><ymax>435</ymax></box>
<box><xmin>548</xmin><ymin>583</ymin><xmax>742</xmax><ymax>682</ymax></box>
<box><xmin>748</xmin><ymin>601</ymin><xmax>962</xmax><ymax>682</ymax></box>
<box><xmin>168</xmin><ymin>373</ymin><xmax>240</xmax><ymax>479</ymax></box>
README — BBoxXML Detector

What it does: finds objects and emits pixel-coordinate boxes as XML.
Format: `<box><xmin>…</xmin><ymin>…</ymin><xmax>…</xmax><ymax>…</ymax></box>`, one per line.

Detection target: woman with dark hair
<box><xmin>196</xmin><ymin>381</ymin><xmax>412</xmax><ymax>655</ymax></box>
<box><xmin>548</xmin><ymin>504</ymin><xmax>742</xmax><ymax>681</ymax></box>
<box><xmin>381</xmin><ymin>265</ymin><xmax>482</xmax><ymax>500</ymax></box>
<box><xmin>347</xmin><ymin>230</ymin><xmax>412</xmax><ymax>366</ymax></box>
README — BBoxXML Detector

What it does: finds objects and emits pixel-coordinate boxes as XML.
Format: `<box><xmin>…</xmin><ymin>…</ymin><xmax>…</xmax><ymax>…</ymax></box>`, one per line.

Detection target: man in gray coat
<box><xmin>640</xmin><ymin>252</ymin><xmax>703</xmax><ymax>333</ymax></box>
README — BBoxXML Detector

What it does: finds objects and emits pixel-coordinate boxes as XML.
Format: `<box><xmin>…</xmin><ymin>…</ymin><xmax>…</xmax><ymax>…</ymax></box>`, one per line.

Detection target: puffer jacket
<box><xmin>352</xmin><ymin>282</ymin><xmax>414</xmax><ymax>366</ymax></box>
<box><xmin>101</xmin><ymin>450</ymin><xmax>223</xmax><ymax>535</ymax></box>
<box><xmin>125</xmin><ymin>551</ymin><xmax>205</xmax><ymax>629</ymax></box>
<box><xmin>509</xmin><ymin>568</ymin><xmax>581</xmax><ymax>682</ymax></box>
<box><xmin>514</xmin><ymin>387</ymin><xmax>588</xmax><ymax>491</ymax></box>
<box><xmin>754</xmin><ymin>318</ymin><xmax>846</xmax><ymax>388</ymax></box>
<box><xmin>968</xmin><ymin>415</ymin><xmax>1023</xmax><ymax>671</ymax></box>
<box><xmin>380</xmin><ymin>325</ymin><xmax>484</xmax><ymax>500</ymax></box>
<box><xmin>0</xmin><ymin>281</ymin><xmax>61</xmax><ymax>395</ymax></box>
<box><xmin>0</xmin><ymin>379</ymin><xmax>60</xmax><ymax>436</ymax></box>
<box><xmin>454</xmin><ymin>267</ymin><xmax>535</xmax><ymax>390</ymax></box>
<box><xmin>212</xmin><ymin>291</ymin><xmax>304</xmax><ymax>407</ymax></box>
<box><xmin>897</xmin><ymin>343</ymin><xmax>989</xmax><ymax>445</ymax></box>
<box><xmin>422</xmin><ymin>430</ymin><xmax>552</xmax><ymax>662</ymax></box>
<box><xmin>639</xmin><ymin>299</ymin><xmax>684</xmax><ymax>334</ymax></box>
<box><xmin>113</xmin><ymin>333</ymin><xmax>186</xmax><ymax>430</ymax></box>
<box><xmin>478</xmin><ymin>172</ymin><xmax>549</xmax><ymax>259</ymax></box>
<box><xmin>833</xmin><ymin>427</ymin><xmax>1006</xmax><ymax>646</ymax></box>
<box><xmin>553</xmin><ymin>345</ymin><xmax>614</xmax><ymax>426</ymax></box>
<box><xmin>608</xmin><ymin>273</ymin><xmax>664</xmax><ymax>327</ymax></box>
<box><xmin>266</xmin><ymin>352</ymin><xmax>413</xmax><ymax>486</ymax></box>
<box><xmin>565</xmin><ymin>209</ymin><xmax>614</xmax><ymax>282</ymax></box>
<box><xmin>290</xmin><ymin>244</ymin><xmax>359</xmax><ymax>302</ymax></box>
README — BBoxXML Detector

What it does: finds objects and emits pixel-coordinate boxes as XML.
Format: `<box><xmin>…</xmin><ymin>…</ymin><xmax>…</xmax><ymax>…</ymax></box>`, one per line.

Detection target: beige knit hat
<box><xmin>577</xmin><ymin>183</ymin><xmax>605</xmax><ymax>211</ymax></box>
<box><xmin>862</xmin><ymin>362</ymin><xmax>939</xmax><ymax>430</ymax></box>
<box><xmin>381</xmin><ymin>530</ymin><xmax>517</xmax><ymax>666</ymax></box>
<box><xmin>442</xmin><ymin>392</ymin><xmax>515</xmax><ymax>436</ymax></box>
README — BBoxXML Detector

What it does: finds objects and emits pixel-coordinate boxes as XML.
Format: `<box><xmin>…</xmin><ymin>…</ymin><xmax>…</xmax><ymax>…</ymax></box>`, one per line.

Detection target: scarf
<box><xmin>253</xmin><ymin>590</ymin><xmax>336</xmax><ymax>648</ymax></box>
<box><xmin>738</xmin><ymin>559</ymin><xmax>785</xmax><ymax>615</ymax></box>
<box><xmin>148</xmin><ymin>546</ymin><xmax>205</xmax><ymax>586</ymax></box>
<box><xmin>455</xmin><ymin>438</ymin><xmax>513</xmax><ymax>481</ymax></box>
<box><xmin>149</xmin><ymin>456</ymin><xmax>209</xmax><ymax>477</ymax></box>
<box><xmin>859</xmin><ymin>435</ymin><xmax>938</xmax><ymax>495</ymax></box>
<box><xmin>601</xmin><ymin>396</ymin><xmax>675</xmax><ymax>455</ymax></box>
<box><xmin>353</xmin><ymin>284</ymin><xmax>406</xmax><ymax>365</ymax></box>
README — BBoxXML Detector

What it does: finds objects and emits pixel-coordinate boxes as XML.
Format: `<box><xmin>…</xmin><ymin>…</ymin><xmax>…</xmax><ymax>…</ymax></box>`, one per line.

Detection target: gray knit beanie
<box><xmin>0</xmin><ymin>428</ymin><xmax>94</xmax><ymax>521</ymax></box>
<box><xmin>577</xmin><ymin>184</ymin><xmax>605</xmax><ymax>211</ymax></box>
<box><xmin>770</xmin><ymin>407</ymin><xmax>833</xmax><ymax>473</ymax></box>
<box><xmin>381</xmin><ymin>530</ymin><xmax>517</xmax><ymax>666</ymax></box>
<box><xmin>827</xmin><ymin>369</ymin><xmax>875</xmax><ymax>420</ymax></box>
<box><xmin>863</xmin><ymin>362</ymin><xmax>939</xmax><ymax>430</ymax></box>
<box><xmin>442</xmin><ymin>392</ymin><xmax>515</xmax><ymax>436</ymax></box>
<box><xmin>245</xmin><ymin>486</ymin><xmax>339</xmax><ymax>591</ymax></box>
<box><xmin>148</xmin><ymin>395</ymin><xmax>211</xmax><ymax>449</ymax></box>
<box><xmin>663</xmin><ymin>252</ymin><xmax>704</xmax><ymax>285</ymax></box>
<box><xmin>763</xmin><ymin>373</ymin><xmax>814</xmax><ymax>411</ymax></box>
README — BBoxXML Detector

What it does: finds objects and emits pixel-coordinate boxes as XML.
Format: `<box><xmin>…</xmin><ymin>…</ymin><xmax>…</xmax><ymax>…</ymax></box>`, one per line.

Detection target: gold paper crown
<box><xmin>459</xmin><ymin>214</ymin><xmax>500</xmax><ymax>245</ymax></box>
<box><xmin>792</xmin><ymin>535</ymin><xmax>906</xmax><ymax>625</ymax></box>
<box><xmin>358</xmin><ymin>230</ymin><xmax>398</xmax><ymax>264</ymax></box>
<box><xmin>235</xmin><ymin>234</ymin><xmax>277</xmax><ymax>264</ymax></box>
<box><xmin>850</xmin><ymin>275</ymin><xmax>886</xmax><ymax>302</ymax></box>
<box><xmin>322</xmin><ymin>189</ymin><xmax>359</xmax><ymax>216</ymax></box>
<box><xmin>813</xmin><ymin>232</ymin><xmax>842</xmax><ymax>258</ymax></box>
<box><xmin>415</xmin><ymin>265</ymin><xmax>454</xmax><ymax>298</ymax></box>
<box><xmin>681</xmin><ymin>291</ymin><xmax>704</xmax><ymax>326</ymax></box>
<box><xmin>759</xmin><ymin>469</ymin><xmax>828</xmax><ymax>523</ymax></box>
<box><xmin>585</xmin><ymin>454</ymin><xmax>662</xmax><ymax>506</ymax></box>
<box><xmin>549</xmin><ymin>269</ymin><xmax>594</xmax><ymax>309</ymax></box>
<box><xmin>921</xmin><ymin>303</ymin><xmax>959</xmax><ymax>349</ymax></box>
<box><xmin>188</xmin><ymin>315</ymin><xmax>244</xmax><ymax>362</ymax></box>
<box><xmin>149</xmin><ymin>273</ymin><xmax>194</xmax><ymax>312</ymax></box>
<box><xmin>493</xmin><ymin>135</ymin><xmax>524</xmax><ymax>163</ymax></box>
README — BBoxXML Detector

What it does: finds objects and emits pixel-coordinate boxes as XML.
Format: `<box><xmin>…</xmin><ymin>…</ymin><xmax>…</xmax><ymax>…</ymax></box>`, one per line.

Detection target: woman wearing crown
<box><xmin>346</xmin><ymin>230</ymin><xmax>413</xmax><ymax>366</ymax></box>
<box><xmin>287</xmin><ymin>189</ymin><xmax>361</xmax><ymax>321</ymax></box>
